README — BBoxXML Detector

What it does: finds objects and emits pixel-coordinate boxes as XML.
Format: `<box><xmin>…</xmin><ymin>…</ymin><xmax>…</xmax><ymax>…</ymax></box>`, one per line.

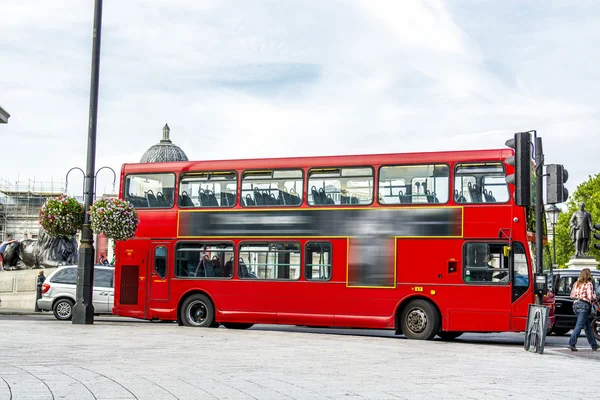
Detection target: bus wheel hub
<box><xmin>407</xmin><ymin>308</ymin><xmax>427</xmax><ymax>333</ymax></box>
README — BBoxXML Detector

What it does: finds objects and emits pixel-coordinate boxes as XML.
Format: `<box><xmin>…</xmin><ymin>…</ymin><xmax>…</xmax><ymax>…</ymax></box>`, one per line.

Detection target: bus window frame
<box><xmin>377</xmin><ymin>163</ymin><xmax>450</xmax><ymax>206</ymax></box>
<box><xmin>453</xmin><ymin>161</ymin><xmax>509</xmax><ymax>205</ymax></box>
<box><xmin>304</xmin><ymin>241</ymin><xmax>333</xmax><ymax>282</ymax></box>
<box><xmin>462</xmin><ymin>241</ymin><xmax>511</xmax><ymax>285</ymax></box>
<box><xmin>307</xmin><ymin>166</ymin><xmax>375</xmax><ymax>207</ymax></box>
<box><xmin>124</xmin><ymin>172</ymin><xmax>177</xmax><ymax>210</ymax></box>
<box><xmin>240</xmin><ymin>168</ymin><xmax>304</xmax><ymax>208</ymax></box>
<box><xmin>238</xmin><ymin>240</ymin><xmax>302</xmax><ymax>280</ymax></box>
<box><xmin>173</xmin><ymin>240</ymin><xmax>235</xmax><ymax>280</ymax></box>
<box><xmin>178</xmin><ymin>170</ymin><xmax>238</xmax><ymax>209</ymax></box>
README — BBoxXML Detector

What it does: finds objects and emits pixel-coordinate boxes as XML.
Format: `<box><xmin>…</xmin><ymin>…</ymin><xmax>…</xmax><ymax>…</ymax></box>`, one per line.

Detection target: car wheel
<box><xmin>437</xmin><ymin>331</ymin><xmax>463</xmax><ymax>340</ymax></box>
<box><xmin>400</xmin><ymin>299</ymin><xmax>440</xmax><ymax>340</ymax></box>
<box><xmin>53</xmin><ymin>298</ymin><xmax>74</xmax><ymax>321</ymax></box>
<box><xmin>222</xmin><ymin>323</ymin><xmax>254</xmax><ymax>330</ymax></box>
<box><xmin>592</xmin><ymin>318</ymin><xmax>600</xmax><ymax>341</ymax></box>
<box><xmin>181</xmin><ymin>294</ymin><xmax>214</xmax><ymax>327</ymax></box>
<box><xmin>551</xmin><ymin>327</ymin><xmax>570</xmax><ymax>336</ymax></box>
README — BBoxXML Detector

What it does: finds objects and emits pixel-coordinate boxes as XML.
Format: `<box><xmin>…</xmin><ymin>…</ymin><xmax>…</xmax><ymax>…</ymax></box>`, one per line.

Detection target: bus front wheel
<box><xmin>400</xmin><ymin>299</ymin><xmax>440</xmax><ymax>340</ymax></box>
<box><xmin>181</xmin><ymin>294</ymin><xmax>214</xmax><ymax>327</ymax></box>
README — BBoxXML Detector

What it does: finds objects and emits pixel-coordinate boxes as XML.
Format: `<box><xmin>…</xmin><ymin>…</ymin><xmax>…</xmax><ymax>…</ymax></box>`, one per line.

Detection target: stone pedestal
<box><xmin>565</xmin><ymin>256</ymin><xmax>599</xmax><ymax>270</ymax></box>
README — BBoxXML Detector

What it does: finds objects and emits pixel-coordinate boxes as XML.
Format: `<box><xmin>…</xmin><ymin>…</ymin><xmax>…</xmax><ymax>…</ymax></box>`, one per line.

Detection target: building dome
<box><xmin>140</xmin><ymin>124</ymin><xmax>189</xmax><ymax>163</ymax></box>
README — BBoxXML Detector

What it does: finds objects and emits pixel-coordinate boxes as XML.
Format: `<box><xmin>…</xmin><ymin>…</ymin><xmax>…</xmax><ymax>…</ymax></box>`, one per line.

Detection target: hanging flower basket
<box><xmin>89</xmin><ymin>197</ymin><xmax>139</xmax><ymax>241</ymax></box>
<box><xmin>38</xmin><ymin>195</ymin><xmax>84</xmax><ymax>237</ymax></box>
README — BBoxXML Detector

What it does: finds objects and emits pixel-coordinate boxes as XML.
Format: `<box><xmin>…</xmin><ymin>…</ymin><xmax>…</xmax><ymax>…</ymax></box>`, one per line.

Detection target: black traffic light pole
<box><xmin>73</xmin><ymin>0</ymin><xmax>103</xmax><ymax>325</ymax></box>
<box><xmin>534</xmin><ymin>137</ymin><xmax>544</xmax><ymax>305</ymax></box>
<box><xmin>594</xmin><ymin>225</ymin><xmax>600</xmax><ymax>250</ymax></box>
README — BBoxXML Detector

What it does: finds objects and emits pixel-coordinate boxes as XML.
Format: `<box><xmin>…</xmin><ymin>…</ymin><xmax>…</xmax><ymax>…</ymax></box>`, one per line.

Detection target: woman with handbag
<box><xmin>568</xmin><ymin>268</ymin><xmax>598</xmax><ymax>351</ymax></box>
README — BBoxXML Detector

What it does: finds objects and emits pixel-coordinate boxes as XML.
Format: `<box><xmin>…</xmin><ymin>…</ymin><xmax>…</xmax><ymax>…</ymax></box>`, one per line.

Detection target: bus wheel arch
<box><xmin>178</xmin><ymin>291</ymin><xmax>215</xmax><ymax>328</ymax></box>
<box><xmin>395</xmin><ymin>297</ymin><xmax>441</xmax><ymax>340</ymax></box>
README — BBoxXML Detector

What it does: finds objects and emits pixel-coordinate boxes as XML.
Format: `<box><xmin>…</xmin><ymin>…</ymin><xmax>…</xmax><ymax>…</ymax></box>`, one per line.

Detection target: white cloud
<box><xmin>0</xmin><ymin>0</ymin><xmax>599</xmax><ymax>197</ymax></box>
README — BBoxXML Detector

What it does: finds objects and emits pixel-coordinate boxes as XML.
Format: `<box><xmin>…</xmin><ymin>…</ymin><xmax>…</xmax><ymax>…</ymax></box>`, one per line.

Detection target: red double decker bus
<box><xmin>113</xmin><ymin>148</ymin><xmax>553</xmax><ymax>340</ymax></box>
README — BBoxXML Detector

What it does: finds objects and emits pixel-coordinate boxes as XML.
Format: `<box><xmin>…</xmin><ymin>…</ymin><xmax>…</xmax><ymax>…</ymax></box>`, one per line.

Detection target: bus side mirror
<box><xmin>503</xmin><ymin>246</ymin><xmax>511</xmax><ymax>257</ymax></box>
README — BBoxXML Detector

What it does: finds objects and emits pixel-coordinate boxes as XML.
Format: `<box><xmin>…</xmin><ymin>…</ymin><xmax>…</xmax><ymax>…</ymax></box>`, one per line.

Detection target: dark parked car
<box><xmin>549</xmin><ymin>268</ymin><xmax>600</xmax><ymax>335</ymax></box>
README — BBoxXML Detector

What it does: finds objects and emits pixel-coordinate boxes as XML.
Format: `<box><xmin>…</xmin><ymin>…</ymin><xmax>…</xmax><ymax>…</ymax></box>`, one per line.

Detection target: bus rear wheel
<box><xmin>400</xmin><ymin>299</ymin><xmax>440</xmax><ymax>340</ymax></box>
<box><xmin>437</xmin><ymin>331</ymin><xmax>463</xmax><ymax>340</ymax></box>
<box><xmin>181</xmin><ymin>294</ymin><xmax>214</xmax><ymax>327</ymax></box>
<box><xmin>222</xmin><ymin>323</ymin><xmax>254</xmax><ymax>330</ymax></box>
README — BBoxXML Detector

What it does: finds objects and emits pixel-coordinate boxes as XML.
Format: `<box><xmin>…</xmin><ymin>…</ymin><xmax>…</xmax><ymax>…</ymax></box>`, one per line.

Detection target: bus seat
<box><xmin>220</xmin><ymin>192</ymin><xmax>229</xmax><ymax>206</ymax></box>
<box><xmin>483</xmin><ymin>189</ymin><xmax>496</xmax><ymax>203</ymax></box>
<box><xmin>156</xmin><ymin>191</ymin><xmax>168</xmax><ymax>207</ymax></box>
<box><xmin>253</xmin><ymin>189</ymin><xmax>264</xmax><ymax>206</ymax></box>
<box><xmin>468</xmin><ymin>182</ymin><xmax>483</xmax><ymax>202</ymax></box>
<box><xmin>454</xmin><ymin>189</ymin><xmax>467</xmax><ymax>203</ymax></box>
<box><xmin>318</xmin><ymin>188</ymin><xmax>329</xmax><ymax>205</ymax></box>
<box><xmin>398</xmin><ymin>191</ymin><xmax>411</xmax><ymax>204</ymax></box>
<box><xmin>179</xmin><ymin>191</ymin><xmax>194</xmax><ymax>207</ymax></box>
<box><xmin>145</xmin><ymin>190</ymin><xmax>158</xmax><ymax>207</ymax></box>
<box><xmin>244</xmin><ymin>194</ymin><xmax>255</xmax><ymax>206</ymax></box>
<box><xmin>267</xmin><ymin>191</ymin><xmax>278</xmax><ymax>206</ymax></box>
<box><xmin>198</xmin><ymin>189</ymin><xmax>209</xmax><ymax>206</ymax></box>
<box><xmin>311</xmin><ymin>186</ymin><xmax>322</xmax><ymax>205</ymax></box>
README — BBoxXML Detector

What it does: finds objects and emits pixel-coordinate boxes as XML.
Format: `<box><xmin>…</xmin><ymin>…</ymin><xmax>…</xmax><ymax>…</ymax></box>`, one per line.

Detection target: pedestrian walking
<box><xmin>568</xmin><ymin>268</ymin><xmax>598</xmax><ymax>351</ymax></box>
<box><xmin>35</xmin><ymin>270</ymin><xmax>46</xmax><ymax>312</ymax></box>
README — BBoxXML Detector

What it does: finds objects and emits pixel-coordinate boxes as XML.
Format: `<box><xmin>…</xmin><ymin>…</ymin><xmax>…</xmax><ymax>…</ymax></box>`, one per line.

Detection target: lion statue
<box><xmin>2</xmin><ymin>227</ymin><xmax>78</xmax><ymax>270</ymax></box>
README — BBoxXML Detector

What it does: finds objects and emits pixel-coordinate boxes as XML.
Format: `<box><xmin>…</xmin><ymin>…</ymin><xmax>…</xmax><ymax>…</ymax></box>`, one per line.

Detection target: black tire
<box><xmin>592</xmin><ymin>318</ymin><xmax>600</xmax><ymax>341</ymax></box>
<box><xmin>222</xmin><ymin>323</ymin><xmax>254</xmax><ymax>330</ymax></box>
<box><xmin>53</xmin><ymin>298</ymin><xmax>74</xmax><ymax>321</ymax></box>
<box><xmin>181</xmin><ymin>294</ymin><xmax>214</xmax><ymax>327</ymax></box>
<box><xmin>551</xmin><ymin>327</ymin><xmax>570</xmax><ymax>336</ymax></box>
<box><xmin>400</xmin><ymin>299</ymin><xmax>440</xmax><ymax>340</ymax></box>
<box><xmin>437</xmin><ymin>331</ymin><xmax>463</xmax><ymax>340</ymax></box>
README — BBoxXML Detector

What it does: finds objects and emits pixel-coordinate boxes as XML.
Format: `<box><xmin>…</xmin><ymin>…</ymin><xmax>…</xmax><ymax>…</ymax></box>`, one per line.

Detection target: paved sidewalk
<box><xmin>0</xmin><ymin>317</ymin><xmax>596</xmax><ymax>400</ymax></box>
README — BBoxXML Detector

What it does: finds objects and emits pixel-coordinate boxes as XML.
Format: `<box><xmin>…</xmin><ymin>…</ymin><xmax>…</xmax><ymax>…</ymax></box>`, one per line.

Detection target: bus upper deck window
<box><xmin>454</xmin><ymin>163</ymin><xmax>509</xmax><ymax>204</ymax></box>
<box><xmin>125</xmin><ymin>173</ymin><xmax>176</xmax><ymax>208</ymax></box>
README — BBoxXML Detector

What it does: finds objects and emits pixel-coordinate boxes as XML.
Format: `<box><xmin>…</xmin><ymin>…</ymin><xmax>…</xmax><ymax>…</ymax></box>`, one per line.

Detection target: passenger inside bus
<box><xmin>239</xmin><ymin>257</ymin><xmax>258</xmax><ymax>279</ymax></box>
<box><xmin>224</xmin><ymin>257</ymin><xmax>234</xmax><ymax>277</ymax></box>
<box><xmin>195</xmin><ymin>254</ymin><xmax>210</xmax><ymax>277</ymax></box>
<box><xmin>465</xmin><ymin>244</ymin><xmax>509</xmax><ymax>283</ymax></box>
<box><xmin>211</xmin><ymin>255</ymin><xmax>223</xmax><ymax>276</ymax></box>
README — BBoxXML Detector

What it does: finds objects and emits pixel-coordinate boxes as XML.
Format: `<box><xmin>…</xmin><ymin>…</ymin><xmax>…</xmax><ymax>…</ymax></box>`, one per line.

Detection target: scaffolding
<box><xmin>0</xmin><ymin>177</ymin><xmax>67</xmax><ymax>240</ymax></box>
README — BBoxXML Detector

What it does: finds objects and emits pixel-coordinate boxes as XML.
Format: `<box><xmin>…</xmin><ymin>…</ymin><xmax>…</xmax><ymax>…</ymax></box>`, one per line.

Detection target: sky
<box><xmin>1</xmin><ymin>0</ymin><xmax>599</xmax><ymax>200</ymax></box>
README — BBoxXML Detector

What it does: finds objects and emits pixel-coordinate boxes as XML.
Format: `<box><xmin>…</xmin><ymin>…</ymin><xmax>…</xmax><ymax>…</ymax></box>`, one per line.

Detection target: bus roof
<box><xmin>122</xmin><ymin>148</ymin><xmax>512</xmax><ymax>174</ymax></box>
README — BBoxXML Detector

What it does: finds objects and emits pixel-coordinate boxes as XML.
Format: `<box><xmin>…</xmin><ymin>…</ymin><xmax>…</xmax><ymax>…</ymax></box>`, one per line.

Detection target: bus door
<box><xmin>509</xmin><ymin>242</ymin><xmax>533</xmax><ymax>328</ymax></box>
<box><xmin>149</xmin><ymin>242</ymin><xmax>171</xmax><ymax>302</ymax></box>
<box><xmin>447</xmin><ymin>242</ymin><xmax>513</xmax><ymax>332</ymax></box>
<box><xmin>115</xmin><ymin>239</ymin><xmax>149</xmax><ymax>319</ymax></box>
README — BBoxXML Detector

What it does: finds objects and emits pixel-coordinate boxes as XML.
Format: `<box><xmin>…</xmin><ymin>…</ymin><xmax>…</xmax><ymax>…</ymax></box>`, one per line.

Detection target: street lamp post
<box><xmin>546</xmin><ymin>204</ymin><xmax>561</xmax><ymax>273</ymax></box>
<box><xmin>73</xmin><ymin>0</ymin><xmax>104</xmax><ymax>325</ymax></box>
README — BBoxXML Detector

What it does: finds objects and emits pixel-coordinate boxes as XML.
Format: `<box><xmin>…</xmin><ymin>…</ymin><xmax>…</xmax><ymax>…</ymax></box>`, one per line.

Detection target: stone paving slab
<box><xmin>0</xmin><ymin>317</ymin><xmax>597</xmax><ymax>399</ymax></box>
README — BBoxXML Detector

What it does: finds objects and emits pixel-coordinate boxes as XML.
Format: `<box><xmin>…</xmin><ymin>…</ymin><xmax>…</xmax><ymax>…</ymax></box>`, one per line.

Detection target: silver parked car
<box><xmin>37</xmin><ymin>265</ymin><xmax>115</xmax><ymax>320</ymax></box>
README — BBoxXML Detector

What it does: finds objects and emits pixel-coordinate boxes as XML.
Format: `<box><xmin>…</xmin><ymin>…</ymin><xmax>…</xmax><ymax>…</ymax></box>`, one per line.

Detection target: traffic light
<box><xmin>594</xmin><ymin>224</ymin><xmax>600</xmax><ymax>250</ymax></box>
<box><xmin>546</xmin><ymin>164</ymin><xmax>569</xmax><ymax>204</ymax></box>
<box><xmin>505</xmin><ymin>132</ymin><xmax>532</xmax><ymax>206</ymax></box>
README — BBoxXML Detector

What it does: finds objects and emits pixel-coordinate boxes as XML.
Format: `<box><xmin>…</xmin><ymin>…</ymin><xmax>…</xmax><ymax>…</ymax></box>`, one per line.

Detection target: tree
<box><xmin>553</xmin><ymin>172</ymin><xmax>600</xmax><ymax>267</ymax></box>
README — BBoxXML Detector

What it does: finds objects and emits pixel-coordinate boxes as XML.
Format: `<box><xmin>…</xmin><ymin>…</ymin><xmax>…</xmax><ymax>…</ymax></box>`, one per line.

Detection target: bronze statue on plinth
<box><xmin>569</xmin><ymin>202</ymin><xmax>594</xmax><ymax>258</ymax></box>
